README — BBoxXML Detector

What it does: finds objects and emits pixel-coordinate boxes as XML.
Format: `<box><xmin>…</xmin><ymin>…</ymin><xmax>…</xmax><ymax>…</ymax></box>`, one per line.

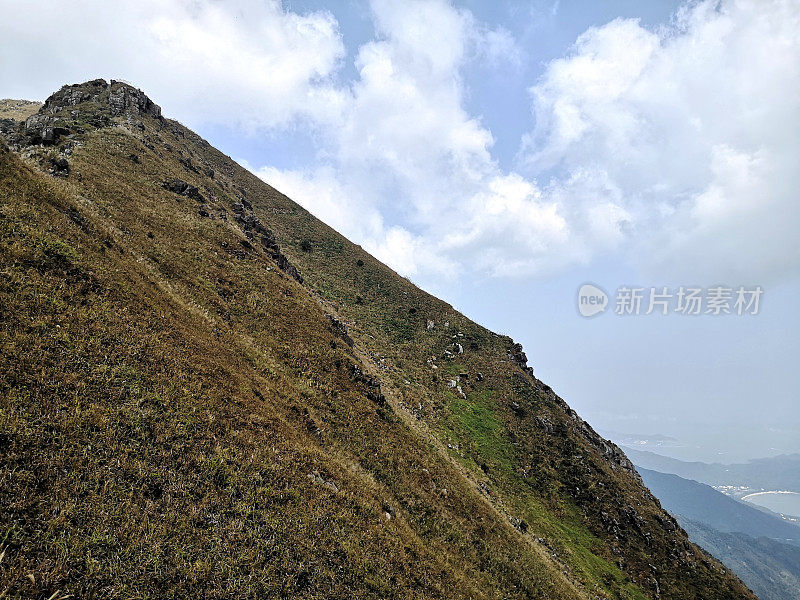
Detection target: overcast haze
<box><xmin>2</xmin><ymin>0</ymin><xmax>798</xmax><ymax>462</ymax></box>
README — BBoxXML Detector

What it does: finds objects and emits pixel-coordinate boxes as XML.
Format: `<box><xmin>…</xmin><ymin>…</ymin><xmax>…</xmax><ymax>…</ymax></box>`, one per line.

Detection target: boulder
<box><xmin>49</xmin><ymin>157</ymin><xmax>69</xmax><ymax>177</ymax></box>
<box><xmin>161</xmin><ymin>178</ymin><xmax>203</xmax><ymax>201</ymax></box>
<box><xmin>24</xmin><ymin>114</ymin><xmax>70</xmax><ymax>145</ymax></box>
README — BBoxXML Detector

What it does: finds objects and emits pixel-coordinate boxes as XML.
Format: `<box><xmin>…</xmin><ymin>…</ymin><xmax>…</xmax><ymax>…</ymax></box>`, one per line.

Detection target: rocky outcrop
<box><xmin>162</xmin><ymin>178</ymin><xmax>203</xmax><ymax>201</ymax></box>
<box><xmin>38</xmin><ymin>78</ymin><xmax>161</xmax><ymax>120</ymax></box>
<box><xmin>350</xmin><ymin>364</ymin><xmax>387</xmax><ymax>406</ymax></box>
<box><xmin>507</xmin><ymin>342</ymin><xmax>528</xmax><ymax>367</ymax></box>
<box><xmin>507</xmin><ymin>341</ymin><xmax>535</xmax><ymax>377</ymax></box>
<box><xmin>564</xmin><ymin>405</ymin><xmax>639</xmax><ymax>478</ymax></box>
<box><xmin>327</xmin><ymin>315</ymin><xmax>353</xmax><ymax>347</ymax></box>
<box><xmin>41</xmin><ymin>78</ymin><xmax>108</xmax><ymax>112</ymax></box>
<box><xmin>49</xmin><ymin>157</ymin><xmax>69</xmax><ymax>178</ymax></box>
<box><xmin>108</xmin><ymin>80</ymin><xmax>162</xmax><ymax>118</ymax></box>
<box><xmin>0</xmin><ymin>118</ymin><xmax>16</xmax><ymax>137</ymax></box>
<box><xmin>232</xmin><ymin>200</ymin><xmax>303</xmax><ymax>283</ymax></box>
<box><xmin>11</xmin><ymin>79</ymin><xmax>163</xmax><ymax>147</ymax></box>
<box><xmin>23</xmin><ymin>113</ymin><xmax>70</xmax><ymax>145</ymax></box>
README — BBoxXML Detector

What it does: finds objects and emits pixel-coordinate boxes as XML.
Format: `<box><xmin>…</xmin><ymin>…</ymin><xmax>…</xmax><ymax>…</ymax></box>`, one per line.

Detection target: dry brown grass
<box><xmin>0</xmin><ymin>85</ymin><xmax>757</xmax><ymax>600</ymax></box>
<box><xmin>0</xmin><ymin>100</ymin><xmax>41</xmax><ymax>122</ymax></box>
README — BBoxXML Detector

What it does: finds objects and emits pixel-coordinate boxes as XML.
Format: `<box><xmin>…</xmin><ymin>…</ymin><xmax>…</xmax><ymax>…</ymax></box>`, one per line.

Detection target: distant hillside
<box><xmin>0</xmin><ymin>80</ymin><xmax>755</xmax><ymax>599</ymax></box>
<box><xmin>639</xmin><ymin>468</ymin><xmax>800</xmax><ymax>600</ymax></box>
<box><xmin>680</xmin><ymin>519</ymin><xmax>800</xmax><ymax>600</ymax></box>
<box><xmin>627</xmin><ymin>447</ymin><xmax>800</xmax><ymax>491</ymax></box>
<box><xmin>638</xmin><ymin>468</ymin><xmax>800</xmax><ymax>544</ymax></box>
<box><xmin>0</xmin><ymin>99</ymin><xmax>41</xmax><ymax>121</ymax></box>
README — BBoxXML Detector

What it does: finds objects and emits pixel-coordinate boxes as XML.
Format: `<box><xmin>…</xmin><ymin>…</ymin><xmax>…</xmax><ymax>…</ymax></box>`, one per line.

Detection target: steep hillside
<box><xmin>0</xmin><ymin>80</ymin><xmax>755</xmax><ymax>599</ymax></box>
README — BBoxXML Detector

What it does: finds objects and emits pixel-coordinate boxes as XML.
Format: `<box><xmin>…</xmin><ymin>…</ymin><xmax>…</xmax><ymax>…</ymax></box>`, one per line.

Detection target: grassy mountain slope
<box><xmin>0</xmin><ymin>99</ymin><xmax>41</xmax><ymax>122</ymax></box>
<box><xmin>0</xmin><ymin>80</ymin><xmax>755</xmax><ymax>599</ymax></box>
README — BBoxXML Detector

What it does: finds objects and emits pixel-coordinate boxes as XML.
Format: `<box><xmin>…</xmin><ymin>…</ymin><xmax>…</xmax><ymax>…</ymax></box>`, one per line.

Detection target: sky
<box><xmin>1</xmin><ymin>0</ymin><xmax>798</xmax><ymax>462</ymax></box>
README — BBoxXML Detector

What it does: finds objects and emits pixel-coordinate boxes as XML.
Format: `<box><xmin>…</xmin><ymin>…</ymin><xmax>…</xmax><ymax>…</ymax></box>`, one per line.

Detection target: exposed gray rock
<box><xmin>508</xmin><ymin>342</ymin><xmax>528</xmax><ymax>367</ymax></box>
<box><xmin>0</xmin><ymin>118</ymin><xmax>16</xmax><ymax>137</ymax></box>
<box><xmin>274</xmin><ymin>252</ymin><xmax>303</xmax><ymax>283</ymax></box>
<box><xmin>382</xmin><ymin>503</ymin><xmax>397</xmax><ymax>519</ymax></box>
<box><xmin>510</xmin><ymin>401</ymin><xmax>526</xmax><ymax>418</ymax></box>
<box><xmin>11</xmin><ymin>79</ymin><xmax>164</xmax><ymax>149</ymax></box>
<box><xmin>161</xmin><ymin>178</ymin><xmax>203</xmax><ymax>201</ymax></box>
<box><xmin>327</xmin><ymin>315</ymin><xmax>353</xmax><ymax>346</ymax></box>
<box><xmin>41</xmin><ymin>79</ymin><xmax>107</xmax><ymax>112</ymax></box>
<box><xmin>351</xmin><ymin>364</ymin><xmax>386</xmax><ymax>406</ymax></box>
<box><xmin>235</xmin><ymin>212</ymin><xmax>270</xmax><ymax>236</ymax></box>
<box><xmin>233</xmin><ymin>203</ymin><xmax>303</xmax><ymax>283</ymax></box>
<box><xmin>24</xmin><ymin>113</ymin><xmax>70</xmax><ymax>145</ymax></box>
<box><xmin>108</xmin><ymin>80</ymin><xmax>162</xmax><ymax>118</ymax></box>
<box><xmin>233</xmin><ymin>207</ymin><xmax>303</xmax><ymax>282</ymax></box>
<box><xmin>49</xmin><ymin>157</ymin><xmax>69</xmax><ymax>177</ymax></box>
<box><xmin>507</xmin><ymin>341</ymin><xmax>534</xmax><ymax>377</ymax></box>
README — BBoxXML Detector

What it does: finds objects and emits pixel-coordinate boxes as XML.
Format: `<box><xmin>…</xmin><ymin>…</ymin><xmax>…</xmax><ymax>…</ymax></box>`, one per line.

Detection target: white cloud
<box><xmin>251</xmin><ymin>163</ymin><xmax>454</xmax><ymax>279</ymax></box>
<box><xmin>258</xmin><ymin>0</ymin><xmax>590</xmax><ymax>281</ymax></box>
<box><xmin>2</xmin><ymin>0</ymin><xmax>797</xmax><ymax>285</ymax></box>
<box><xmin>524</xmin><ymin>0</ymin><xmax>800</xmax><ymax>282</ymax></box>
<box><xmin>0</xmin><ymin>0</ymin><xmax>346</xmax><ymax>129</ymax></box>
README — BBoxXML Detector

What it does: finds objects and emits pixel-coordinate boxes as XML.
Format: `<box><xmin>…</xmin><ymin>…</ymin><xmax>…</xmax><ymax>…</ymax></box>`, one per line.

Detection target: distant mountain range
<box><xmin>636</xmin><ymin>464</ymin><xmax>800</xmax><ymax>600</ymax></box>
<box><xmin>625</xmin><ymin>447</ymin><xmax>800</xmax><ymax>491</ymax></box>
<box><xmin>681</xmin><ymin>519</ymin><xmax>800</xmax><ymax>600</ymax></box>
<box><xmin>638</xmin><ymin>468</ymin><xmax>800</xmax><ymax>544</ymax></box>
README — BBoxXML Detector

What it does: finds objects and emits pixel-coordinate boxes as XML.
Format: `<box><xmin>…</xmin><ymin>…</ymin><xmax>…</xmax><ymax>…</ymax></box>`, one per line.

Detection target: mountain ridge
<box><xmin>680</xmin><ymin>518</ymin><xmax>800</xmax><ymax>600</ymax></box>
<box><xmin>638</xmin><ymin>468</ymin><xmax>800</xmax><ymax>544</ymax></box>
<box><xmin>625</xmin><ymin>447</ymin><xmax>800</xmax><ymax>492</ymax></box>
<box><xmin>0</xmin><ymin>79</ymin><xmax>755</xmax><ymax>599</ymax></box>
<box><xmin>636</xmin><ymin>467</ymin><xmax>800</xmax><ymax>600</ymax></box>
